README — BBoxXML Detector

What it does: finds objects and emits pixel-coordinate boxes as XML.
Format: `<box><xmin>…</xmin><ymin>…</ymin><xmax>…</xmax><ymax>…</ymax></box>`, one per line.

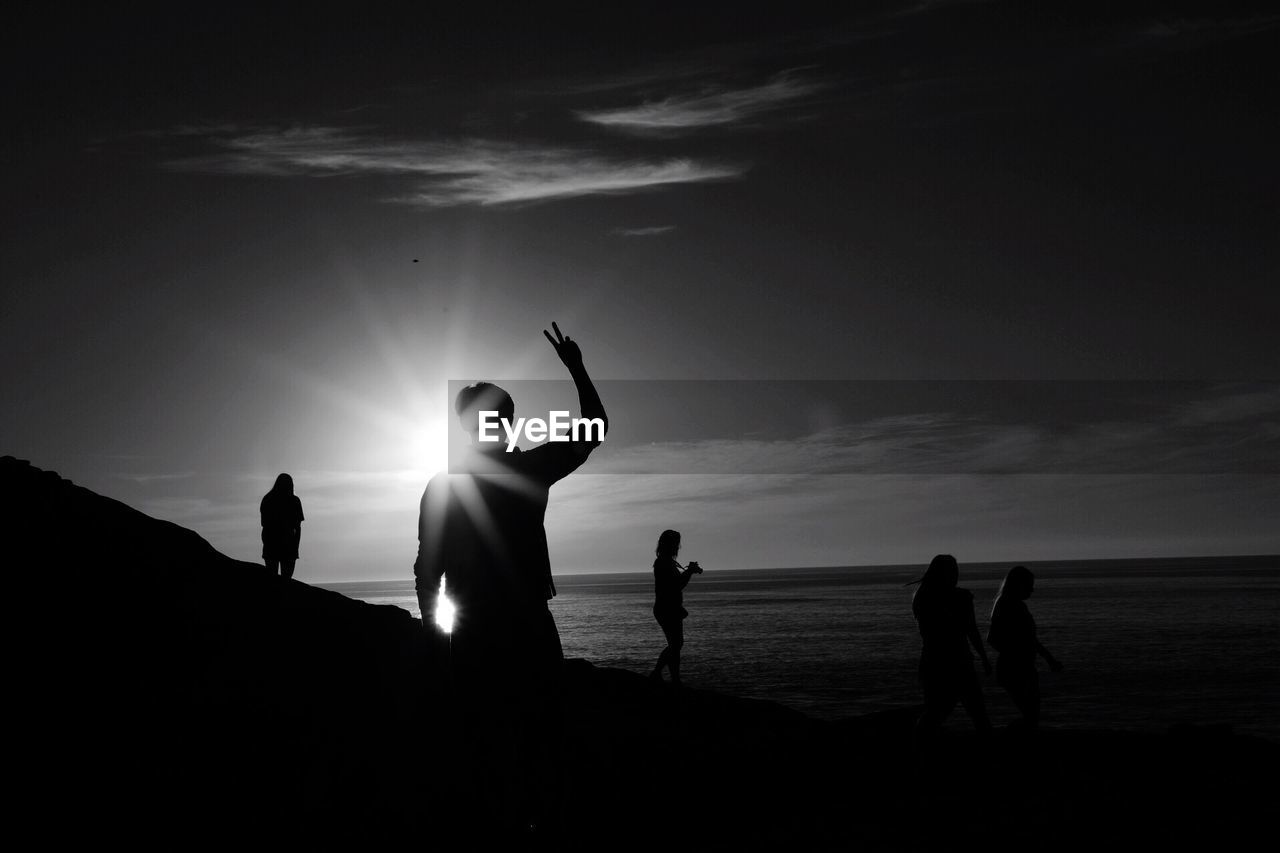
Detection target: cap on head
<box><xmin>454</xmin><ymin>382</ymin><xmax>515</xmax><ymax>435</ymax></box>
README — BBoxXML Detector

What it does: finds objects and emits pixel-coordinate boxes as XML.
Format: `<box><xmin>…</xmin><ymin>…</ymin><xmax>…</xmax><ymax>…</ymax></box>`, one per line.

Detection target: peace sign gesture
<box><xmin>543</xmin><ymin>321</ymin><xmax>585</xmax><ymax>371</ymax></box>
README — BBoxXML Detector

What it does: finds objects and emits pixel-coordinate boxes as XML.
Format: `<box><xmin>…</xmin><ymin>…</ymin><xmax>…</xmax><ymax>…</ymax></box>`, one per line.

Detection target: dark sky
<box><xmin>4</xmin><ymin>2</ymin><xmax>1277</xmax><ymax>579</ymax></box>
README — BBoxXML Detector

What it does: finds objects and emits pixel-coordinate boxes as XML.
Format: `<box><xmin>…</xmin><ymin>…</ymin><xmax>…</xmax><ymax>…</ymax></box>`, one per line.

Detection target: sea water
<box><xmin>324</xmin><ymin>558</ymin><xmax>1280</xmax><ymax>740</ymax></box>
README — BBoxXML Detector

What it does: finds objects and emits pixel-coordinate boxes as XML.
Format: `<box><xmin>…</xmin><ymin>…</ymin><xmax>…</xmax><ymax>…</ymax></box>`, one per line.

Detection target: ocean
<box><xmin>323</xmin><ymin>557</ymin><xmax>1280</xmax><ymax>740</ymax></box>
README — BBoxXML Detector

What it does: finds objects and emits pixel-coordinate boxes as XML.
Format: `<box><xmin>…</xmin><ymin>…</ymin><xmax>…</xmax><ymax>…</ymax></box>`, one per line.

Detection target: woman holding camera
<box><xmin>649</xmin><ymin>529</ymin><xmax>702</xmax><ymax>687</ymax></box>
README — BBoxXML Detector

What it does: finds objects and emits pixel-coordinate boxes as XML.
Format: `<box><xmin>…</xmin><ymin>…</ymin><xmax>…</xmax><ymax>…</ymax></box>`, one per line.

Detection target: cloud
<box><xmin>1140</xmin><ymin>13</ymin><xmax>1280</xmax><ymax>42</ymax></box>
<box><xmin>1174</xmin><ymin>384</ymin><xmax>1280</xmax><ymax>426</ymax></box>
<box><xmin>520</xmin><ymin>59</ymin><xmax>726</xmax><ymax>97</ymax></box>
<box><xmin>611</xmin><ymin>225</ymin><xmax>676</xmax><ymax>237</ymax></box>
<box><xmin>164</xmin><ymin>126</ymin><xmax>745</xmax><ymax>207</ymax></box>
<box><xmin>891</xmin><ymin>0</ymin><xmax>996</xmax><ymax>17</ymax></box>
<box><xmin>114</xmin><ymin>471</ymin><xmax>196</xmax><ymax>484</ymax></box>
<box><xmin>548</xmin><ymin>468</ymin><xmax>1280</xmax><ymax>571</ymax></box>
<box><xmin>583</xmin><ymin>383</ymin><xmax>1280</xmax><ymax>475</ymax></box>
<box><xmin>575</xmin><ymin>71</ymin><xmax>823</xmax><ymax>134</ymax></box>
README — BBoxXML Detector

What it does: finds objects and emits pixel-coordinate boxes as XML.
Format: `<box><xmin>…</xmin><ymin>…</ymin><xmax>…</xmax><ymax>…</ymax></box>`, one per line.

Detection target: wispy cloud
<box><xmin>575</xmin><ymin>71</ymin><xmax>823</xmax><ymax>135</ymax></box>
<box><xmin>115</xmin><ymin>471</ymin><xmax>196</xmax><ymax>484</ymax></box>
<box><xmin>164</xmin><ymin>126</ymin><xmax>745</xmax><ymax>207</ymax></box>
<box><xmin>548</xmin><ymin>469</ymin><xmax>1280</xmax><ymax>571</ymax></box>
<box><xmin>891</xmin><ymin>0</ymin><xmax>997</xmax><ymax>17</ymax></box>
<box><xmin>1174</xmin><ymin>384</ymin><xmax>1280</xmax><ymax>426</ymax></box>
<box><xmin>520</xmin><ymin>59</ymin><xmax>726</xmax><ymax>98</ymax></box>
<box><xmin>1139</xmin><ymin>13</ymin><xmax>1280</xmax><ymax>42</ymax></box>
<box><xmin>585</xmin><ymin>385</ymin><xmax>1280</xmax><ymax>476</ymax></box>
<box><xmin>611</xmin><ymin>225</ymin><xmax>676</xmax><ymax>237</ymax></box>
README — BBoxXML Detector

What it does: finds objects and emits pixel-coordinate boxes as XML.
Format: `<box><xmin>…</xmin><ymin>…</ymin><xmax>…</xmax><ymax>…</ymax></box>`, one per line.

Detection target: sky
<box><xmin>4</xmin><ymin>2</ymin><xmax>1278</xmax><ymax>581</ymax></box>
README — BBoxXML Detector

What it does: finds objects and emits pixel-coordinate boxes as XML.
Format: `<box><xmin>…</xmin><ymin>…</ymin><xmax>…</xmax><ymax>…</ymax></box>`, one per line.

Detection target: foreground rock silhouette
<box><xmin>4</xmin><ymin>456</ymin><xmax>1275</xmax><ymax>849</ymax></box>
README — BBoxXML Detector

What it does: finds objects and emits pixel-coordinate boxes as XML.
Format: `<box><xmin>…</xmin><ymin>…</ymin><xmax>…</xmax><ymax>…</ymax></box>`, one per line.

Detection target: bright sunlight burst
<box><xmin>434</xmin><ymin>576</ymin><xmax>456</xmax><ymax>633</ymax></box>
<box><xmin>410</xmin><ymin>416</ymin><xmax>452</xmax><ymax>480</ymax></box>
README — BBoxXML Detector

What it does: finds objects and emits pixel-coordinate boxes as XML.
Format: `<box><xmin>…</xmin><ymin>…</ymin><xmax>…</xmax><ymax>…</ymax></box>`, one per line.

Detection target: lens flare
<box><xmin>434</xmin><ymin>576</ymin><xmax>456</xmax><ymax>633</ymax></box>
<box><xmin>411</xmin><ymin>417</ymin><xmax>451</xmax><ymax>479</ymax></box>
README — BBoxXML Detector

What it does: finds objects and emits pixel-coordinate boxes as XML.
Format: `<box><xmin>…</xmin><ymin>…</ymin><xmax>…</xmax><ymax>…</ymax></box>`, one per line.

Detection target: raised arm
<box><xmin>544</xmin><ymin>321</ymin><xmax>608</xmax><ymax>438</ymax></box>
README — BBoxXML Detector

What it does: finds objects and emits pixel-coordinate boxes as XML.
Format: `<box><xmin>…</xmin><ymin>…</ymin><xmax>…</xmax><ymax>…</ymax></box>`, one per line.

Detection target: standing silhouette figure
<box><xmin>649</xmin><ymin>529</ymin><xmax>702</xmax><ymax>687</ymax></box>
<box><xmin>413</xmin><ymin>322</ymin><xmax>607</xmax><ymax>835</ymax></box>
<box><xmin>988</xmin><ymin>565</ymin><xmax>1063</xmax><ymax>730</ymax></box>
<box><xmin>260</xmin><ymin>473</ymin><xmax>303</xmax><ymax>579</ymax></box>
<box><xmin>911</xmin><ymin>554</ymin><xmax>992</xmax><ymax>737</ymax></box>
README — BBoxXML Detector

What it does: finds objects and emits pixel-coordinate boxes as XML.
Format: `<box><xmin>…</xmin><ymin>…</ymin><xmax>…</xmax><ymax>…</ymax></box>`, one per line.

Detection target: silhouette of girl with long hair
<box><xmin>911</xmin><ymin>554</ymin><xmax>991</xmax><ymax>737</ymax></box>
<box><xmin>988</xmin><ymin>565</ymin><xmax>1062</xmax><ymax>729</ymax></box>
<box><xmin>261</xmin><ymin>473</ymin><xmax>304</xmax><ymax>579</ymax></box>
<box><xmin>649</xmin><ymin>529</ymin><xmax>702</xmax><ymax>687</ymax></box>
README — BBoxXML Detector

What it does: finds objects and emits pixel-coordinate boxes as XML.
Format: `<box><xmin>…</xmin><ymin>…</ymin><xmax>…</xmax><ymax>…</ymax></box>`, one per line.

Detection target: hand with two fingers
<box><xmin>543</xmin><ymin>321</ymin><xmax>585</xmax><ymax>371</ymax></box>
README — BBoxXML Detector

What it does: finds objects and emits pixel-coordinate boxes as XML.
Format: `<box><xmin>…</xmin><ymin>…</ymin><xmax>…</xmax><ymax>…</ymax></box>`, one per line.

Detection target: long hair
<box><xmin>991</xmin><ymin>565</ymin><xmax>1033</xmax><ymax>617</ymax></box>
<box><xmin>261</xmin><ymin>473</ymin><xmax>295</xmax><ymax>518</ymax></box>
<box><xmin>269</xmin><ymin>473</ymin><xmax>294</xmax><ymax>496</ymax></box>
<box><xmin>912</xmin><ymin>554</ymin><xmax>959</xmax><ymax>615</ymax></box>
<box><xmin>656</xmin><ymin>529</ymin><xmax>681</xmax><ymax>558</ymax></box>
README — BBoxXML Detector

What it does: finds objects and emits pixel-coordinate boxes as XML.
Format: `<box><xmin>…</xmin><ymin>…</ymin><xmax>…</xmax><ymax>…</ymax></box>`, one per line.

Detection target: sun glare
<box><xmin>410</xmin><ymin>416</ymin><xmax>452</xmax><ymax>479</ymax></box>
<box><xmin>434</xmin><ymin>576</ymin><xmax>456</xmax><ymax>633</ymax></box>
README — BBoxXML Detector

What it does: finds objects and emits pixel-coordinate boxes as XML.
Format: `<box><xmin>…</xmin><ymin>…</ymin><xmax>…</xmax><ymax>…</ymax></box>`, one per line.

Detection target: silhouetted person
<box><xmin>988</xmin><ymin>565</ymin><xmax>1063</xmax><ymax>730</ymax></box>
<box><xmin>260</xmin><ymin>473</ymin><xmax>303</xmax><ymax>579</ymax></box>
<box><xmin>414</xmin><ymin>322</ymin><xmax>607</xmax><ymax>835</ymax></box>
<box><xmin>649</xmin><ymin>529</ymin><xmax>702</xmax><ymax>687</ymax></box>
<box><xmin>912</xmin><ymin>554</ymin><xmax>992</xmax><ymax>738</ymax></box>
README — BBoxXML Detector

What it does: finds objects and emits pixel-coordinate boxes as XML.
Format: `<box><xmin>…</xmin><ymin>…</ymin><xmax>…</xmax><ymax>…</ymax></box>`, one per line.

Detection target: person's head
<box><xmin>454</xmin><ymin>382</ymin><xmax>515</xmax><ymax>439</ymax></box>
<box><xmin>271</xmin><ymin>473</ymin><xmax>294</xmax><ymax>495</ymax></box>
<box><xmin>998</xmin><ymin>565</ymin><xmax>1035</xmax><ymax>601</ymax></box>
<box><xmin>920</xmin><ymin>554</ymin><xmax>959</xmax><ymax>590</ymax></box>
<box><xmin>656</xmin><ymin>529</ymin><xmax>682</xmax><ymax>558</ymax></box>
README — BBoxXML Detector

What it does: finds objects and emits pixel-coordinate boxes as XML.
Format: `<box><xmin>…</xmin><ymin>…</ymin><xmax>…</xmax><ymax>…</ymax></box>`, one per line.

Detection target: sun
<box><xmin>408</xmin><ymin>415</ymin><xmax>452</xmax><ymax>479</ymax></box>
